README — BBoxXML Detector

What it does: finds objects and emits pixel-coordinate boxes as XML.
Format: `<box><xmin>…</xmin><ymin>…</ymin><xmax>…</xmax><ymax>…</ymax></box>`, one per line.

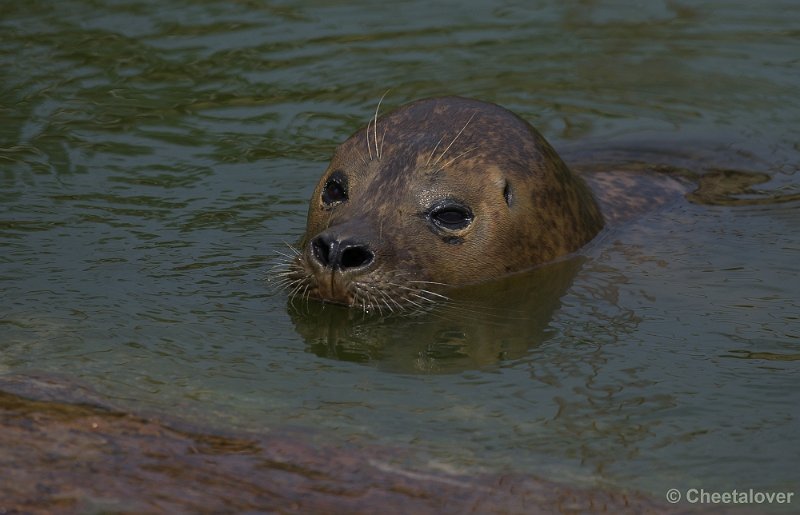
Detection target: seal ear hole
<box><xmin>321</xmin><ymin>170</ymin><xmax>348</xmax><ymax>205</ymax></box>
<box><xmin>503</xmin><ymin>181</ymin><xmax>513</xmax><ymax>207</ymax></box>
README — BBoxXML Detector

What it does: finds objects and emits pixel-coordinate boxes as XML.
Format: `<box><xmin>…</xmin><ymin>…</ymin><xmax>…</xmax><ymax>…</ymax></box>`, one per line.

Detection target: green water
<box><xmin>2</xmin><ymin>0</ymin><xmax>799</xmax><ymax>505</ymax></box>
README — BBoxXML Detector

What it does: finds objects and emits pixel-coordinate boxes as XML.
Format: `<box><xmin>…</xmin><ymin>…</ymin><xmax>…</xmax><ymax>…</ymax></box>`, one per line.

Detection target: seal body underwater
<box><xmin>278</xmin><ymin>96</ymin><xmax>622</xmax><ymax>311</ymax></box>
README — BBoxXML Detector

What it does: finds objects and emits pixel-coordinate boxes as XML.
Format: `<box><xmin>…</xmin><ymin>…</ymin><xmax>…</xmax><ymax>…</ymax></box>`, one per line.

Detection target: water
<box><xmin>2</xmin><ymin>0</ymin><xmax>799</xmax><ymax>505</ymax></box>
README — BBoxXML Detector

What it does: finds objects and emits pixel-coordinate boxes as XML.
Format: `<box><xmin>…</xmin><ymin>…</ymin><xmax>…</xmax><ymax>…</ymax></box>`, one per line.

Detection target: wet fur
<box><xmin>276</xmin><ymin>97</ymin><xmax>607</xmax><ymax>310</ymax></box>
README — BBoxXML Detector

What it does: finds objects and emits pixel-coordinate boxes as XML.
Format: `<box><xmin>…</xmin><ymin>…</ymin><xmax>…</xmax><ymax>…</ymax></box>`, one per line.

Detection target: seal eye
<box><xmin>429</xmin><ymin>203</ymin><xmax>473</xmax><ymax>231</ymax></box>
<box><xmin>321</xmin><ymin>171</ymin><xmax>348</xmax><ymax>205</ymax></box>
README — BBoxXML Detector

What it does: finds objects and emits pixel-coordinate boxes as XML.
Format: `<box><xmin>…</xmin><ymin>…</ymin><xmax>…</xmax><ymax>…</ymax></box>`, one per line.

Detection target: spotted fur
<box><xmin>276</xmin><ymin>97</ymin><xmax>606</xmax><ymax>310</ymax></box>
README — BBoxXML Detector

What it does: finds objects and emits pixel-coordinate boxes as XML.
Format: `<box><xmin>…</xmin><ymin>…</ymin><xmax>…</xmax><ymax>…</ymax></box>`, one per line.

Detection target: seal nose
<box><xmin>310</xmin><ymin>233</ymin><xmax>375</xmax><ymax>271</ymax></box>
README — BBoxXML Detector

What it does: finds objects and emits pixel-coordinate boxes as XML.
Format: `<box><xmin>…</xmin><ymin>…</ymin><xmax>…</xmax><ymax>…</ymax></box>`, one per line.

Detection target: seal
<box><xmin>276</xmin><ymin>96</ymin><xmax>610</xmax><ymax>312</ymax></box>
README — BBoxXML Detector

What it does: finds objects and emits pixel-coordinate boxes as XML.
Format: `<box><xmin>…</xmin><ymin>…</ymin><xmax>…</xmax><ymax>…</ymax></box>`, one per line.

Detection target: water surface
<box><xmin>2</xmin><ymin>0</ymin><xmax>799</xmax><ymax>507</ymax></box>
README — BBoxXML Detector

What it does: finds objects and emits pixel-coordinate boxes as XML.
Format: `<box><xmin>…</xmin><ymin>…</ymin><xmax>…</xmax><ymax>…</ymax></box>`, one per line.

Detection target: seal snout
<box><xmin>310</xmin><ymin>233</ymin><xmax>375</xmax><ymax>271</ymax></box>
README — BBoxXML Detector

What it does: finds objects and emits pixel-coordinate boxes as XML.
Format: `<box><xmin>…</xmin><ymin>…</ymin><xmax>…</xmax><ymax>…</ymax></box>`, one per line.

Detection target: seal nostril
<box><xmin>341</xmin><ymin>246</ymin><xmax>374</xmax><ymax>269</ymax></box>
<box><xmin>310</xmin><ymin>234</ymin><xmax>373</xmax><ymax>270</ymax></box>
<box><xmin>311</xmin><ymin>235</ymin><xmax>332</xmax><ymax>267</ymax></box>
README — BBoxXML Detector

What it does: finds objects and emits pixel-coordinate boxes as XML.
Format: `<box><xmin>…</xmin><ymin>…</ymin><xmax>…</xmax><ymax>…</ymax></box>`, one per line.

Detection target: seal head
<box><xmin>283</xmin><ymin>96</ymin><xmax>603</xmax><ymax>310</ymax></box>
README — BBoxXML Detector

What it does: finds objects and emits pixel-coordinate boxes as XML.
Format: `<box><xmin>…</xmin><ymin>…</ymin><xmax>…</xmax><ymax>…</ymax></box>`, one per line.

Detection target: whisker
<box><xmin>370</xmin><ymin>291</ymin><xmax>384</xmax><ymax>317</ymax></box>
<box><xmin>352</xmin><ymin>284</ymin><xmax>367</xmax><ymax>313</ymax></box>
<box><xmin>365</xmin><ymin>116</ymin><xmax>374</xmax><ymax>161</ymax></box>
<box><xmin>426</xmin><ymin>134</ymin><xmax>447</xmax><ymax>167</ymax></box>
<box><xmin>389</xmin><ymin>295</ymin><xmax>405</xmax><ymax>312</ymax></box>
<box><xmin>269</xmin><ymin>275</ymin><xmax>296</xmax><ymax>287</ymax></box>
<box><xmin>406</xmin><ymin>279</ymin><xmax>449</xmax><ymax>287</ymax></box>
<box><xmin>390</xmin><ymin>283</ymin><xmax>449</xmax><ymax>301</ymax></box>
<box><xmin>409</xmin><ymin>291</ymin><xmax>439</xmax><ymax>303</ymax></box>
<box><xmin>372</xmin><ymin>288</ymin><xmax>386</xmax><ymax>317</ymax></box>
<box><xmin>374</xmin><ymin>288</ymin><xmax>396</xmax><ymax>314</ymax></box>
<box><xmin>400</xmin><ymin>296</ymin><xmax>425</xmax><ymax>310</ymax></box>
<box><xmin>282</xmin><ymin>241</ymin><xmax>301</xmax><ymax>255</ymax></box>
<box><xmin>270</xmin><ymin>268</ymin><xmax>301</xmax><ymax>278</ymax></box>
<box><xmin>373</xmin><ymin>90</ymin><xmax>389</xmax><ymax>160</ymax></box>
<box><xmin>288</xmin><ymin>281</ymin><xmax>305</xmax><ymax>300</ymax></box>
<box><xmin>432</xmin><ymin>112</ymin><xmax>476</xmax><ymax>166</ymax></box>
<box><xmin>436</xmin><ymin>145</ymin><xmax>478</xmax><ymax>172</ymax></box>
<box><xmin>272</xmin><ymin>250</ymin><xmax>298</xmax><ymax>260</ymax></box>
<box><xmin>266</xmin><ymin>266</ymin><xmax>288</xmax><ymax>277</ymax></box>
<box><xmin>369</xmin><ymin>280</ymin><xmax>404</xmax><ymax>313</ymax></box>
<box><xmin>416</xmin><ymin>289</ymin><xmax>450</xmax><ymax>301</ymax></box>
<box><xmin>379</xmin><ymin>126</ymin><xmax>388</xmax><ymax>161</ymax></box>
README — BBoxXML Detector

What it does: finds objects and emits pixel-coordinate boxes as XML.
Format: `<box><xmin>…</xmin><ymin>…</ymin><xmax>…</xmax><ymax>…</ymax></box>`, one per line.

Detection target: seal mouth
<box><xmin>313</xmin><ymin>269</ymin><xmax>354</xmax><ymax>306</ymax></box>
<box><xmin>270</xmin><ymin>247</ymin><xmax>448</xmax><ymax>314</ymax></box>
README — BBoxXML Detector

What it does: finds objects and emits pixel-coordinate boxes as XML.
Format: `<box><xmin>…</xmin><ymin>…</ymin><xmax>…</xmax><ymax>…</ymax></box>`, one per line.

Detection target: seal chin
<box><xmin>310</xmin><ymin>270</ymin><xmax>355</xmax><ymax>306</ymax></box>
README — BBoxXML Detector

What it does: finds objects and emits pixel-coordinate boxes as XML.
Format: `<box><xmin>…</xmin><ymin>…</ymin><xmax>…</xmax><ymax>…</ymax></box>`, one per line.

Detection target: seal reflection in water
<box><xmin>279</xmin><ymin>96</ymin><xmax>605</xmax><ymax>312</ymax></box>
